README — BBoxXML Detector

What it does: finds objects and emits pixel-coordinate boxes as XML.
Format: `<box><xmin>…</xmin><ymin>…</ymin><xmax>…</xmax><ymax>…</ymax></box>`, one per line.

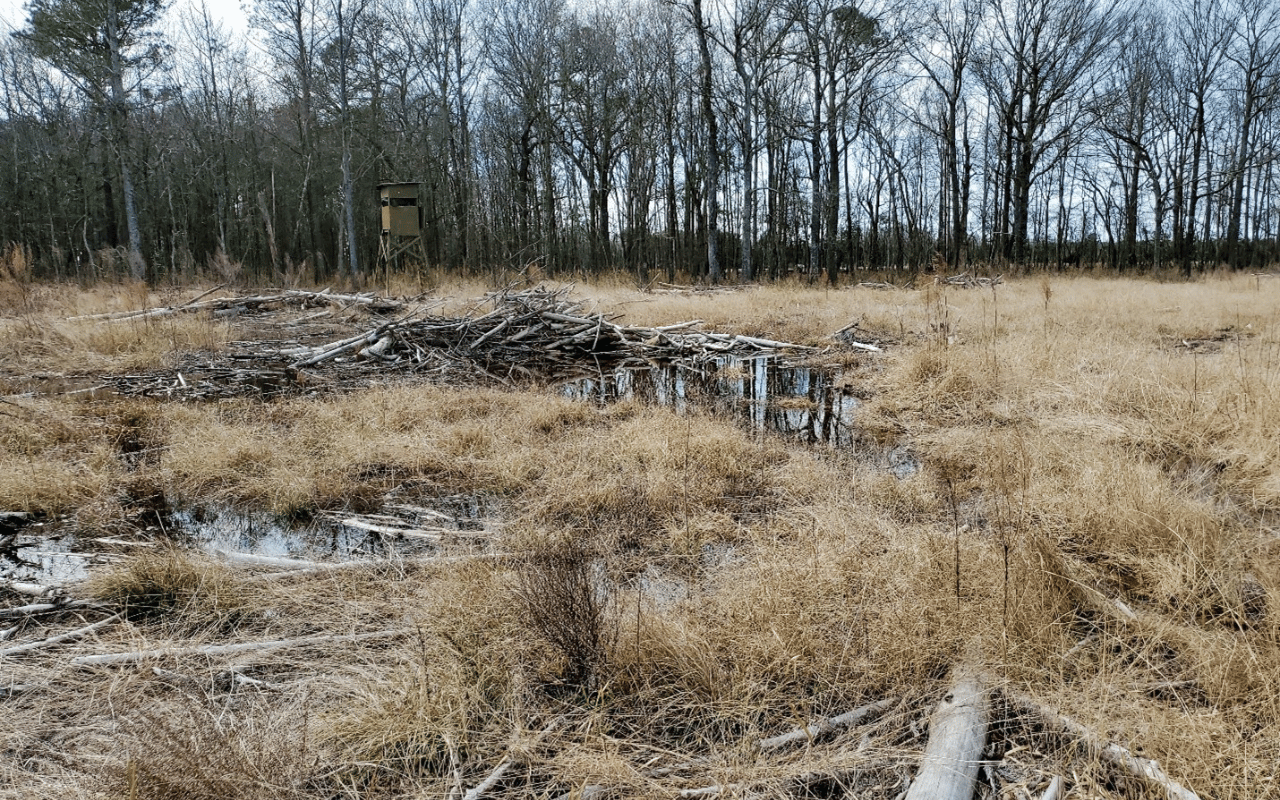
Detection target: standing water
<box><xmin>560</xmin><ymin>356</ymin><xmax>861</xmax><ymax>446</ymax></box>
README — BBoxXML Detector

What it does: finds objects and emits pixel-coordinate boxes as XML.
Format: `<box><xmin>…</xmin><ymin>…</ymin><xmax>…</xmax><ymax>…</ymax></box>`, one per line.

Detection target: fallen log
<box><xmin>0</xmin><ymin>599</ymin><xmax>98</xmax><ymax>618</ymax></box>
<box><xmin>0</xmin><ymin>613</ymin><xmax>122</xmax><ymax>658</ymax></box>
<box><xmin>904</xmin><ymin>668</ymin><xmax>989</xmax><ymax>800</ymax></box>
<box><xmin>71</xmin><ymin>628</ymin><xmax>403</xmax><ymax>666</ymax></box>
<box><xmin>757</xmin><ymin>697</ymin><xmax>898</xmax><ymax>751</ymax></box>
<box><xmin>1041</xmin><ymin>775</ymin><xmax>1063</xmax><ymax>800</ymax></box>
<box><xmin>242</xmin><ymin>552</ymin><xmax>510</xmax><ymax>582</ymax></box>
<box><xmin>213</xmin><ymin>549</ymin><xmax>330</xmax><ymax>570</ymax></box>
<box><xmin>1007</xmin><ymin>692</ymin><xmax>1202</xmax><ymax>800</ymax></box>
<box><xmin>2</xmin><ymin>581</ymin><xmax>60</xmax><ymax>598</ymax></box>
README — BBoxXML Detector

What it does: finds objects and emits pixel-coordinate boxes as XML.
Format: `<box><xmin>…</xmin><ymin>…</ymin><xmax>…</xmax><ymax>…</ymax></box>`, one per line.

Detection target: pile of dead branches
<box><xmin>281</xmin><ymin>286</ymin><xmax>813</xmax><ymax>384</ymax></box>
<box><xmin>936</xmin><ymin>272</ymin><xmax>1004</xmax><ymax>289</ymax></box>
<box><xmin>69</xmin><ymin>287</ymin><xmax>403</xmax><ymax>324</ymax></box>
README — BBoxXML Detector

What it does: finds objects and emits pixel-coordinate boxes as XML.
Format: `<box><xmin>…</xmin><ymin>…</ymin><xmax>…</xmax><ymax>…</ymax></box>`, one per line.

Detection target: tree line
<box><xmin>2</xmin><ymin>0</ymin><xmax>1279</xmax><ymax>284</ymax></box>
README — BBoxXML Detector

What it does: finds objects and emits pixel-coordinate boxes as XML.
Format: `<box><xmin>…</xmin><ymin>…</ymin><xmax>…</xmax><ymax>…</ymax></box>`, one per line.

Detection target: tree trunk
<box><xmin>691</xmin><ymin>0</ymin><xmax>721</xmax><ymax>283</ymax></box>
<box><xmin>106</xmin><ymin>0</ymin><xmax>144</xmax><ymax>280</ymax></box>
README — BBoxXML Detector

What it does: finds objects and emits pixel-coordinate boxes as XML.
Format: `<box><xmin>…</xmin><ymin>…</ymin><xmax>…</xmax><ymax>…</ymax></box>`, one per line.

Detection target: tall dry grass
<box><xmin>3</xmin><ymin>274</ymin><xmax>1280</xmax><ymax>798</ymax></box>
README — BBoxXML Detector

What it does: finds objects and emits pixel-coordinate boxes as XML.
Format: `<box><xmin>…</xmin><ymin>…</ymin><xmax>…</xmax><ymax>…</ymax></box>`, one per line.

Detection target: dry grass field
<box><xmin>2</xmin><ymin>268</ymin><xmax>1279</xmax><ymax>799</ymax></box>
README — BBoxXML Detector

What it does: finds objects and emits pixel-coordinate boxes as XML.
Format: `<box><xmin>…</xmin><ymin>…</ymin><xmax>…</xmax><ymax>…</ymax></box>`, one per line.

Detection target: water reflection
<box><xmin>3</xmin><ymin>494</ymin><xmax>500</xmax><ymax>586</ymax></box>
<box><xmin>560</xmin><ymin>356</ymin><xmax>861</xmax><ymax>446</ymax></box>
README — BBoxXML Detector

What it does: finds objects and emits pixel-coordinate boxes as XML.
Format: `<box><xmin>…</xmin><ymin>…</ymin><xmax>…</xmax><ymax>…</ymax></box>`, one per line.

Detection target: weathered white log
<box><xmin>381</xmin><ymin>504</ymin><xmax>457</xmax><ymax>522</ymax></box>
<box><xmin>1040</xmin><ymin>775</ymin><xmax>1063</xmax><ymax>800</ymax></box>
<box><xmin>71</xmin><ymin>628</ymin><xmax>403</xmax><ymax>666</ymax></box>
<box><xmin>903</xmin><ymin>669</ymin><xmax>989</xmax><ymax>800</ymax></box>
<box><xmin>292</xmin><ymin>330</ymin><xmax>383</xmax><ymax>367</ymax></box>
<box><xmin>654</xmin><ymin>320</ymin><xmax>705</xmax><ymax>332</ymax></box>
<box><xmin>845</xmin><ymin>341</ymin><xmax>883</xmax><ymax>352</ymax></box>
<box><xmin>213</xmin><ymin>549</ymin><xmax>329</xmax><ymax>570</ymax></box>
<box><xmin>358</xmin><ymin>335</ymin><xmax>396</xmax><ymax>359</ymax></box>
<box><xmin>0</xmin><ymin>599</ymin><xmax>97</xmax><ymax>618</ymax></box>
<box><xmin>700</xmin><ymin>332</ymin><xmax>816</xmax><ymax>351</ymax></box>
<box><xmin>1008</xmin><ymin>693</ymin><xmax>1201</xmax><ymax>800</ymax></box>
<box><xmin>468</xmin><ymin>318</ymin><xmax>511</xmax><ymax>350</ymax></box>
<box><xmin>3</xmin><ymin>581</ymin><xmax>58</xmax><ymax>598</ymax></box>
<box><xmin>462</xmin><ymin>757</ymin><xmax>516</xmax><ymax>800</ymax></box>
<box><xmin>92</xmin><ymin>537</ymin><xmax>157</xmax><ymax>548</ymax></box>
<box><xmin>542</xmin><ymin>311</ymin><xmax>601</xmax><ymax>327</ymax></box>
<box><xmin>757</xmin><ymin>697</ymin><xmax>898</xmax><ymax>751</ymax></box>
<box><xmin>334</xmin><ymin>517</ymin><xmax>443</xmax><ymax>540</ymax></box>
<box><xmin>0</xmin><ymin>613</ymin><xmax>122</xmax><ymax>658</ymax></box>
<box><xmin>151</xmin><ymin>665</ymin><xmax>285</xmax><ymax>691</ymax></box>
<box><xmin>0</xmin><ymin>602</ymin><xmax>59</xmax><ymax>617</ymax></box>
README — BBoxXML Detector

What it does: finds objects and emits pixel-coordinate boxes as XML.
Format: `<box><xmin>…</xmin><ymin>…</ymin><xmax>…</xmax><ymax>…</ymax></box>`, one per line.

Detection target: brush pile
<box><xmin>68</xmin><ymin>287</ymin><xmax>404</xmax><ymax>323</ymax></box>
<box><xmin>936</xmin><ymin>272</ymin><xmax>1003</xmax><ymax>288</ymax></box>
<box><xmin>86</xmin><ymin>286</ymin><xmax>817</xmax><ymax>399</ymax></box>
<box><xmin>280</xmin><ymin>286</ymin><xmax>812</xmax><ymax>384</ymax></box>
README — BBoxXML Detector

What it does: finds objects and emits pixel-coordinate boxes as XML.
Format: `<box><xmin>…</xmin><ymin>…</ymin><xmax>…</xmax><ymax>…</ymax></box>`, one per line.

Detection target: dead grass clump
<box><xmin>320</xmin><ymin>564</ymin><xmax>523</xmax><ymax>794</ymax></box>
<box><xmin>86</xmin><ymin>550</ymin><xmax>250</xmax><ymax>626</ymax></box>
<box><xmin>0</xmin><ymin>242</ymin><xmax>35</xmax><ymax>313</ymax></box>
<box><xmin>523</xmin><ymin>408</ymin><xmax>788</xmax><ymax>552</ymax></box>
<box><xmin>107</xmin><ymin>698</ymin><xmax>313</xmax><ymax>800</ymax></box>
<box><xmin>0</xmin><ymin>399</ymin><xmax>123</xmax><ymax>514</ymax></box>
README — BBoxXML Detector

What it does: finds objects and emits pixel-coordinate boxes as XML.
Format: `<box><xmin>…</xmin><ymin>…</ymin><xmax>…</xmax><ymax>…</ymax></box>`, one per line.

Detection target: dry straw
<box><xmin>1</xmin><ymin>274</ymin><xmax>1278</xmax><ymax>798</ymax></box>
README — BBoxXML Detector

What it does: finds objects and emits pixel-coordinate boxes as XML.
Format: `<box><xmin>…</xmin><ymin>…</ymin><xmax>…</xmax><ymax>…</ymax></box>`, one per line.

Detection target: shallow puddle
<box><xmin>2</xmin><ymin>493</ymin><xmax>501</xmax><ymax>586</ymax></box>
<box><xmin>560</xmin><ymin>356</ymin><xmax>862</xmax><ymax>446</ymax></box>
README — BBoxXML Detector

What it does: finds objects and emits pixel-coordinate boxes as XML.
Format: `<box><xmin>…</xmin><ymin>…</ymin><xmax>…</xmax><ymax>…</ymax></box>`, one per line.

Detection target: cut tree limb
<box><xmin>0</xmin><ymin>613</ymin><xmax>122</xmax><ymax>658</ymax></box>
<box><xmin>758</xmin><ymin>697</ymin><xmax>898</xmax><ymax>751</ymax></box>
<box><xmin>461</xmin><ymin>756</ymin><xmax>516</xmax><ymax>800</ymax></box>
<box><xmin>1007</xmin><ymin>692</ymin><xmax>1202</xmax><ymax>800</ymax></box>
<box><xmin>1040</xmin><ymin>775</ymin><xmax>1063</xmax><ymax>800</ymax></box>
<box><xmin>0</xmin><ymin>599</ymin><xmax>98</xmax><ymax>618</ymax></box>
<box><xmin>2</xmin><ymin>581</ymin><xmax>61</xmax><ymax>598</ymax></box>
<box><xmin>213</xmin><ymin>549</ymin><xmax>330</xmax><ymax>570</ymax></box>
<box><xmin>70</xmin><ymin>629</ymin><xmax>403</xmax><ymax>666</ymax></box>
<box><xmin>904</xmin><ymin>668</ymin><xmax>989</xmax><ymax>800</ymax></box>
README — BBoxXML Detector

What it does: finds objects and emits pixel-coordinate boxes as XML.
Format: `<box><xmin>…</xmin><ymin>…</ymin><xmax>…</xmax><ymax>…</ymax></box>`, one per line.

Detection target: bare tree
<box><xmin>684</xmin><ymin>0</ymin><xmax>723</xmax><ymax>282</ymax></box>
<box><xmin>910</xmin><ymin>0</ymin><xmax>982</xmax><ymax>268</ymax></box>
<box><xmin>1222</xmin><ymin>0</ymin><xmax>1280</xmax><ymax>269</ymax></box>
<box><xmin>976</xmin><ymin>0</ymin><xmax>1128</xmax><ymax>263</ymax></box>
<box><xmin>719</xmin><ymin>0</ymin><xmax>791</xmax><ymax>281</ymax></box>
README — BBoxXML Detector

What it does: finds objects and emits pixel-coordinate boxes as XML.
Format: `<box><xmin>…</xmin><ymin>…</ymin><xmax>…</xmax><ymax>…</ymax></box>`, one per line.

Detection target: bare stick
<box><xmin>71</xmin><ymin>629</ymin><xmax>403</xmax><ymax>667</ymax></box>
<box><xmin>213</xmin><ymin>549</ymin><xmax>330</xmax><ymax>570</ymax></box>
<box><xmin>462</xmin><ymin>757</ymin><xmax>517</xmax><ymax>800</ymax></box>
<box><xmin>0</xmin><ymin>613</ymin><xmax>122</xmax><ymax>658</ymax></box>
<box><xmin>462</xmin><ymin>717</ymin><xmax>564</xmax><ymax>800</ymax></box>
<box><xmin>1007</xmin><ymin>693</ymin><xmax>1202</xmax><ymax>800</ymax></box>
<box><xmin>1040</xmin><ymin>775</ymin><xmax>1063</xmax><ymax>800</ymax></box>
<box><xmin>680</xmin><ymin>787</ymin><xmax>733</xmax><ymax>798</ymax></box>
<box><xmin>904</xmin><ymin>668</ymin><xmax>989</xmax><ymax>800</ymax></box>
<box><xmin>758</xmin><ymin>697</ymin><xmax>898</xmax><ymax>751</ymax></box>
<box><xmin>0</xmin><ymin>599</ymin><xmax>98</xmax><ymax>619</ymax></box>
<box><xmin>2</xmin><ymin>581</ymin><xmax>60</xmax><ymax>598</ymax></box>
